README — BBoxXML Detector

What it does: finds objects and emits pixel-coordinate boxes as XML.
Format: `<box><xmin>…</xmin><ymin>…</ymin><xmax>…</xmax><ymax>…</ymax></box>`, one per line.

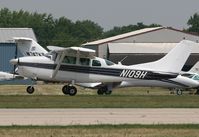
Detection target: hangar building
<box><xmin>0</xmin><ymin>28</ymin><xmax>36</xmax><ymax>84</ymax></box>
<box><xmin>83</xmin><ymin>27</ymin><xmax>199</xmax><ymax>71</ymax></box>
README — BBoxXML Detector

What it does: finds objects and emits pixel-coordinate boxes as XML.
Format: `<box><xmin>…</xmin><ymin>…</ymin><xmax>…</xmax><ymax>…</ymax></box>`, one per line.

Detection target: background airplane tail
<box><xmin>13</xmin><ymin>37</ymin><xmax>48</xmax><ymax>56</ymax></box>
<box><xmin>188</xmin><ymin>61</ymin><xmax>199</xmax><ymax>73</ymax></box>
<box><xmin>132</xmin><ymin>40</ymin><xmax>197</xmax><ymax>73</ymax></box>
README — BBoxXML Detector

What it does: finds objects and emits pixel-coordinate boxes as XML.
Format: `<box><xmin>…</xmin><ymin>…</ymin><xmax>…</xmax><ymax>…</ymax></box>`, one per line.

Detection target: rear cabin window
<box><xmin>62</xmin><ymin>56</ymin><xmax>76</xmax><ymax>64</ymax></box>
<box><xmin>92</xmin><ymin>60</ymin><xmax>101</xmax><ymax>66</ymax></box>
<box><xmin>79</xmin><ymin>58</ymin><xmax>90</xmax><ymax>66</ymax></box>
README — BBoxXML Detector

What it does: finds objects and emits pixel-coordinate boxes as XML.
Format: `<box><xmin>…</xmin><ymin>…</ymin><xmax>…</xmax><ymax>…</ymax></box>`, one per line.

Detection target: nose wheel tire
<box><xmin>62</xmin><ymin>85</ymin><xmax>77</xmax><ymax>96</ymax></box>
<box><xmin>26</xmin><ymin>86</ymin><xmax>35</xmax><ymax>94</ymax></box>
<box><xmin>176</xmin><ymin>89</ymin><xmax>182</xmax><ymax>95</ymax></box>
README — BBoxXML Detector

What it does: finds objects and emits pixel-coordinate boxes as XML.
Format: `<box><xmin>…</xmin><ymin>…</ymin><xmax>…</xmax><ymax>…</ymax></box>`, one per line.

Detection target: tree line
<box><xmin>0</xmin><ymin>8</ymin><xmax>198</xmax><ymax>47</ymax></box>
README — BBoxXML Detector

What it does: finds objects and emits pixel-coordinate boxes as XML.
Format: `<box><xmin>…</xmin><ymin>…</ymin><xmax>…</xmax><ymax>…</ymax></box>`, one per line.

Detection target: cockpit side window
<box><xmin>62</xmin><ymin>56</ymin><xmax>76</xmax><ymax>64</ymax></box>
<box><xmin>92</xmin><ymin>60</ymin><xmax>101</xmax><ymax>67</ymax></box>
<box><xmin>79</xmin><ymin>58</ymin><xmax>90</xmax><ymax>66</ymax></box>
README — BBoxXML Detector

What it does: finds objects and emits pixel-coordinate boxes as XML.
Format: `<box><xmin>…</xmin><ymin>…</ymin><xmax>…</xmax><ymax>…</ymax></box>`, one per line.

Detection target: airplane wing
<box><xmin>49</xmin><ymin>46</ymin><xmax>96</xmax><ymax>79</ymax></box>
<box><xmin>47</xmin><ymin>46</ymin><xmax>96</xmax><ymax>57</ymax></box>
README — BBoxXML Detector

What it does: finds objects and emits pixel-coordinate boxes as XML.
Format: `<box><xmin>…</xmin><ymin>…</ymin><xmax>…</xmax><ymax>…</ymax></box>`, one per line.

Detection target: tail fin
<box><xmin>132</xmin><ymin>40</ymin><xmax>197</xmax><ymax>73</ymax></box>
<box><xmin>13</xmin><ymin>37</ymin><xmax>48</xmax><ymax>56</ymax></box>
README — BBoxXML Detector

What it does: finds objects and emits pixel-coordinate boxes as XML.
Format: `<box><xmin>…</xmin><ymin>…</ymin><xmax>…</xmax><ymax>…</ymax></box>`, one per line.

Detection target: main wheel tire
<box><xmin>105</xmin><ymin>90</ymin><xmax>112</xmax><ymax>95</ymax></box>
<box><xmin>97</xmin><ymin>89</ymin><xmax>104</xmax><ymax>95</ymax></box>
<box><xmin>68</xmin><ymin>86</ymin><xmax>77</xmax><ymax>96</ymax></box>
<box><xmin>26</xmin><ymin>86</ymin><xmax>34</xmax><ymax>94</ymax></box>
<box><xmin>62</xmin><ymin>85</ymin><xmax>69</xmax><ymax>95</ymax></box>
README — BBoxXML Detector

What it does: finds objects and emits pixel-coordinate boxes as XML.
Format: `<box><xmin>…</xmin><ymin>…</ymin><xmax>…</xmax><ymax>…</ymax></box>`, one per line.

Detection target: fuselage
<box><xmin>11</xmin><ymin>54</ymin><xmax>199</xmax><ymax>89</ymax></box>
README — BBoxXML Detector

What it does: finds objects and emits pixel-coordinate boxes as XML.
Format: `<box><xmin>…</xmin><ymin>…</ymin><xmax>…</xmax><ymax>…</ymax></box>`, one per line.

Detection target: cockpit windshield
<box><xmin>181</xmin><ymin>73</ymin><xmax>194</xmax><ymax>78</ymax></box>
<box><xmin>193</xmin><ymin>75</ymin><xmax>199</xmax><ymax>80</ymax></box>
<box><xmin>105</xmin><ymin>59</ymin><xmax>115</xmax><ymax>66</ymax></box>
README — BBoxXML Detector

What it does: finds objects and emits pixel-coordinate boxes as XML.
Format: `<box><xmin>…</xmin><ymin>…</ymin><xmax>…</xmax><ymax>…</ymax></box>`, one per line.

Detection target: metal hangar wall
<box><xmin>0</xmin><ymin>28</ymin><xmax>37</xmax><ymax>84</ymax></box>
<box><xmin>83</xmin><ymin>27</ymin><xmax>199</xmax><ymax>71</ymax></box>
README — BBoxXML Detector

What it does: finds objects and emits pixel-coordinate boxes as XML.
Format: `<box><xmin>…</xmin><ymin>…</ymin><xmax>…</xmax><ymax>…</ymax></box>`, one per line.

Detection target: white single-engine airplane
<box><xmin>10</xmin><ymin>38</ymin><xmax>199</xmax><ymax>96</ymax></box>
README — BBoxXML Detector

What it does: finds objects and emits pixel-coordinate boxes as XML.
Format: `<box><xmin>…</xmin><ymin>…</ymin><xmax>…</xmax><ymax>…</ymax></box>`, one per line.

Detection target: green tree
<box><xmin>187</xmin><ymin>13</ymin><xmax>199</xmax><ymax>35</ymax></box>
<box><xmin>102</xmin><ymin>22</ymin><xmax>160</xmax><ymax>38</ymax></box>
<box><xmin>72</xmin><ymin>20</ymin><xmax>103</xmax><ymax>43</ymax></box>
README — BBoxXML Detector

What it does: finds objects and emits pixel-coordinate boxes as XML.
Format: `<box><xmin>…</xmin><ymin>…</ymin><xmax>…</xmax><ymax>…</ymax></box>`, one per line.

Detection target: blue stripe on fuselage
<box><xmin>18</xmin><ymin>62</ymin><xmax>178</xmax><ymax>80</ymax></box>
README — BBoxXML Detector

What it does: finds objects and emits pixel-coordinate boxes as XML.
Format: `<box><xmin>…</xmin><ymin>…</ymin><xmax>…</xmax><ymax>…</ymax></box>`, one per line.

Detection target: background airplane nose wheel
<box><xmin>26</xmin><ymin>86</ymin><xmax>34</xmax><ymax>94</ymax></box>
<box><xmin>176</xmin><ymin>89</ymin><xmax>182</xmax><ymax>95</ymax></box>
<box><xmin>68</xmin><ymin>86</ymin><xmax>77</xmax><ymax>96</ymax></box>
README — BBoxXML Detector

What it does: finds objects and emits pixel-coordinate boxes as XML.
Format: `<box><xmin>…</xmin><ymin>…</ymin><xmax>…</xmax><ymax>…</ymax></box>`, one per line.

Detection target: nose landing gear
<box><xmin>26</xmin><ymin>86</ymin><xmax>35</xmax><ymax>94</ymax></box>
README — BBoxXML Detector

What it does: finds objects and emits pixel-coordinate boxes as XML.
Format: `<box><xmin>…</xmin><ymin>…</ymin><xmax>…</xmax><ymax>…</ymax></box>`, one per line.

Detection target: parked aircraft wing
<box><xmin>0</xmin><ymin>71</ymin><xmax>24</xmax><ymax>81</ymax></box>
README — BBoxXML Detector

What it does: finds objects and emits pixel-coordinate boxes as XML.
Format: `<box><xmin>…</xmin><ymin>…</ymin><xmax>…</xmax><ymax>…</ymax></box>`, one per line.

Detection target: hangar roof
<box><xmin>108</xmin><ymin>43</ymin><xmax>199</xmax><ymax>54</ymax></box>
<box><xmin>0</xmin><ymin>28</ymin><xmax>37</xmax><ymax>43</ymax></box>
<box><xmin>82</xmin><ymin>27</ymin><xmax>163</xmax><ymax>46</ymax></box>
<box><xmin>83</xmin><ymin>27</ymin><xmax>199</xmax><ymax>46</ymax></box>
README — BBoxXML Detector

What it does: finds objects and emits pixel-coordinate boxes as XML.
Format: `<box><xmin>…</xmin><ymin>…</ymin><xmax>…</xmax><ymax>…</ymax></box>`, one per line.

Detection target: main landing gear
<box><xmin>97</xmin><ymin>86</ymin><xmax>112</xmax><ymax>95</ymax></box>
<box><xmin>62</xmin><ymin>85</ymin><xmax>77</xmax><ymax>96</ymax></box>
<box><xmin>26</xmin><ymin>85</ymin><xmax>77</xmax><ymax>96</ymax></box>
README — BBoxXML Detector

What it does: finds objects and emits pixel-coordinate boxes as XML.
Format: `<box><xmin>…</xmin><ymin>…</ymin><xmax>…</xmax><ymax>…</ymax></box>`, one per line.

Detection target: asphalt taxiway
<box><xmin>0</xmin><ymin>108</ymin><xmax>199</xmax><ymax>125</ymax></box>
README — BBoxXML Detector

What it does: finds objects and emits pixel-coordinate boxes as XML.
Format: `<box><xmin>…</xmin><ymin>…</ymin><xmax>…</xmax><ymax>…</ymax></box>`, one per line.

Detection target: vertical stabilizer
<box><xmin>132</xmin><ymin>40</ymin><xmax>197</xmax><ymax>73</ymax></box>
<box><xmin>13</xmin><ymin>37</ymin><xmax>48</xmax><ymax>56</ymax></box>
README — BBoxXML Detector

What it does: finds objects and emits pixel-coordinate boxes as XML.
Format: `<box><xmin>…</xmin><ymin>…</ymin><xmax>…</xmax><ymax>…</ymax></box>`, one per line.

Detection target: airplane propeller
<box><xmin>13</xmin><ymin>43</ymin><xmax>18</xmax><ymax>78</ymax></box>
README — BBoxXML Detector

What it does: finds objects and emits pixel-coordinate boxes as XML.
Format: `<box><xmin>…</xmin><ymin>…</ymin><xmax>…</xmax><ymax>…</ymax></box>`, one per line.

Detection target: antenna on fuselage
<box><xmin>118</xmin><ymin>56</ymin><xmax>128</xmax><ymax>65</ymax></box>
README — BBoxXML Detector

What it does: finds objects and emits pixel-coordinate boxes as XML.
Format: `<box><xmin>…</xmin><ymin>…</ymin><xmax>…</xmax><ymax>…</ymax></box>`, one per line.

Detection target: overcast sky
<box><xmin>0</xmin><ymin>0</ymin><xmax>199</xmax><ymax>30</ymax></box>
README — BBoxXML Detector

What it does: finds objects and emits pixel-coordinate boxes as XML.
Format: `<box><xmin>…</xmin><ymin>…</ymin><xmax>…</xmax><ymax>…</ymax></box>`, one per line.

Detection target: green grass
<box><xmin>0</xmin><ymin>95</ymin><xmax>199</xmax><ymax>108</ymax></box>
<box><xmin>0</xmin><ymin>124</ymin><xmax>199</xmax><ymax>137</ymax></box>
<box><xmin>0</xmin><ymin>85</ymin><xmax>198</xmax><ymax>108</ymax></box>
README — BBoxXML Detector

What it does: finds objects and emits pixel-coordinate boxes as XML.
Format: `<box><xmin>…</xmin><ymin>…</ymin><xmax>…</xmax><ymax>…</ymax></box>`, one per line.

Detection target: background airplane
<box><xmin>0</xmin><ymin>71</ymin><xmax>23</xmax><ymax>81</ymax></box>
<box><xmin>10</xmin><ymin>39</ymin><xmax>199</xmax><ymax>96</ymax></box>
